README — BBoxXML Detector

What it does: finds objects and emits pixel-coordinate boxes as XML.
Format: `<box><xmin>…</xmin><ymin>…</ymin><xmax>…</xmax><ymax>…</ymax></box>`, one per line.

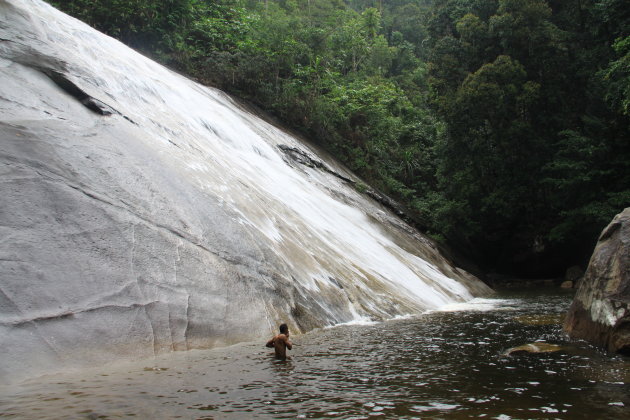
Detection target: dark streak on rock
<box><xmin>277</xmin><ymin>144</ymin><xmax>353</xmax><ymax>183</ymax></box>
<box><xmin>36</xmin><ymin>68</ymin><xmax>135</xmax><ymax>124</ymax></box>
<box><xmin>41</xmin><ymin>69</ymin><xmax>115</xmax><ymax>115</ymax></box>
<box><xmin>3</xmin><ymin>301</ymin><xmax>160</xmax><ymax>327</ymax></box>
<box><xmin>277</xmin><ymin>143</ymin><xmax>421</xmax><ymax>229</ymax></box>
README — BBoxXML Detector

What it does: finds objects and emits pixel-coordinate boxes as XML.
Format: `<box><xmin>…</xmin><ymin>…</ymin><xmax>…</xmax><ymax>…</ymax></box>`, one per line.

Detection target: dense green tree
<box><xmin>432</xmin><ymin>55</ymin><xmax>542</xmax><ymax>243</ymax></box>
<box><xmin>49</xmin><ymin>0</ymin><xmax>197</xmax><ymax>54</ymax></box>
<box><xmin>389</xmin><ymin>3</ymin><xmax>430</xmax><ymax>56</ymax></box>
<box><xmin>361</xmin><ymin>7</ymin><xmax>381</xmax><ymax>39</ymax></box>
<box><xmin>602</xmin><ymin>36</ymin><xmax>630</xmax><ymax>116</ymax></box>
<box><xmin>424</xmin><ymin>0</ymin><xmax>629</xmax><ymax>273</ymax></box>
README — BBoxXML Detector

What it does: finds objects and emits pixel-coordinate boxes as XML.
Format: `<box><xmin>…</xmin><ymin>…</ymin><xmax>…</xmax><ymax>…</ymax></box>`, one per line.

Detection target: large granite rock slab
<box><xmin>564</xmin><ymin>208</ymin><xmax>630</xmax><ymax>354</ymax></box>
<box><xmin>0</xmin><ymin>0</ymin><xmax>490</xmax><ymax>383</ymax></box>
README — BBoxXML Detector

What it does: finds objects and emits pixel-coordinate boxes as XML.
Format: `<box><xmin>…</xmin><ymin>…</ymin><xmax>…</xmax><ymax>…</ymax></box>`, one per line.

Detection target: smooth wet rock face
<box><xmin>564</xmin><ymin>208</ymin><xmax>630</xmax><ymax>355</ymax></box>
<box><xmin>0</xmin><ymin>0</ymin><xmax>491</xmax><ymax>382</ymax></box>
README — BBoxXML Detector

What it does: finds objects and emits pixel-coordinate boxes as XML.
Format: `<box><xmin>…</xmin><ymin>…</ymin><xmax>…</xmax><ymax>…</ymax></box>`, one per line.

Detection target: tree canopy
<box><xmin>48</xmin><ymin>0</ymin><xmax>630</xmax><ymax>277</ymax></box>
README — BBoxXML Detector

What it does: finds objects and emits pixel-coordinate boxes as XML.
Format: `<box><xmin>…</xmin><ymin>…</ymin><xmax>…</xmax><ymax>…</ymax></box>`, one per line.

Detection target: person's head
<box><xmin>279</xmin><ymin>323</ymin><xmax>289</xmax><ymax>334</ymax></box>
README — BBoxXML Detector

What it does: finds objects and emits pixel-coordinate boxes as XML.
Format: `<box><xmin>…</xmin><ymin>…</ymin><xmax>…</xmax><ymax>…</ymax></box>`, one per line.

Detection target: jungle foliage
<box><xmin>48</xmin><ymin>0</ymin><xmax>629</xmax><ymax>276</ymax></box>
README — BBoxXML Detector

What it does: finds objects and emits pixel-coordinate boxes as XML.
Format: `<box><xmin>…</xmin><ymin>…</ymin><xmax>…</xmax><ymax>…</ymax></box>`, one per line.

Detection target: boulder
<box><xmin>563</xmin><ymin>208</ymin><xmax>630</xmax><ymax>355</ymax></box>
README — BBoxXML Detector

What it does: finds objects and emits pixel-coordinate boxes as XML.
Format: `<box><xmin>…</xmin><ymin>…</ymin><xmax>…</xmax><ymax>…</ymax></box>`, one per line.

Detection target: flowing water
<box><xmin>1</xmin><ymin>289</ymin><xmax>628</xmax><ymax>419</ymax></box>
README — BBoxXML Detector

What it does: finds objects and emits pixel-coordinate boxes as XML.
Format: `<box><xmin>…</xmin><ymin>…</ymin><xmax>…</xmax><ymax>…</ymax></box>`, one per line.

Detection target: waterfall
<box><xmin>0</xmin><ymin>0</ymin><xmax>491</xmax><ymax>382</ymax></box>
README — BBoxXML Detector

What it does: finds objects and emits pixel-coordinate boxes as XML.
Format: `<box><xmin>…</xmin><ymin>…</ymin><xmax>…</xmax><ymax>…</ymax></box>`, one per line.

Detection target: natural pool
<box><xmin>1</xmin><ymin>289</ymin><xmax>628</xmax><ymax>419</ymax></box>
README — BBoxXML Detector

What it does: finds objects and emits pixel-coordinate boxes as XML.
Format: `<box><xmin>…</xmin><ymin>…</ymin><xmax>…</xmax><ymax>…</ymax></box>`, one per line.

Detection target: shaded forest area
<box><xmin>48</xmin><ymin>0</ymin><xmax>629</xmax><ymax>279</ymax></box>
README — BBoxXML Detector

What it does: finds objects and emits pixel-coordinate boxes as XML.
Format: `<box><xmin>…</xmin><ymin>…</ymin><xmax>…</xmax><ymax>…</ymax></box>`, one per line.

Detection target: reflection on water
<box><xmin>1</xmin><ymin>289</ymin><xmax>629</xmax><ymax>419</ymax></box>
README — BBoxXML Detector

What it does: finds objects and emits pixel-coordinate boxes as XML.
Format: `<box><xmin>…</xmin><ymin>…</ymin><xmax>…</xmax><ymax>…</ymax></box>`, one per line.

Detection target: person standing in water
<box><xmin>266</xmin><ymin>323</ymin><xmax>293</xmax><ymax>360</ymax></box>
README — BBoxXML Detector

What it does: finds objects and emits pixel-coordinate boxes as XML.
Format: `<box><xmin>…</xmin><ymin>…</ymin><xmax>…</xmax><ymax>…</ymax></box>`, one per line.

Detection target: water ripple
<box><xmin>1</xmin><ymin>290</ymin><xmax>629</xmax><ymax>419</ymax></box>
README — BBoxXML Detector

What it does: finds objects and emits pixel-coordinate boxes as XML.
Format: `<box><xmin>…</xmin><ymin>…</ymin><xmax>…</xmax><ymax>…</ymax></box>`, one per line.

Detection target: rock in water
<box><xmin>564</xmin><ymin>208</ymin><xmax>630</xmax><ymax>355</ymax></box>
<box><xmin>0</xmin><ymin>0</ymin><xmax>491</xmax><ymax>382</ymax></box>
<box><xmin>505</xmin><ymin>342</ymin><xmax>565</xmax><ymax>356</ymax></box>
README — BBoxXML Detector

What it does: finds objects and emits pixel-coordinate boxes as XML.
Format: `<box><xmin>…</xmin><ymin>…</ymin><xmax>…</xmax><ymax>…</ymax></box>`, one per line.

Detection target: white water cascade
<box><xmin>0</xmin><ymin>0</ymin><xmax>491</xmax><ymax>382</ymax></box>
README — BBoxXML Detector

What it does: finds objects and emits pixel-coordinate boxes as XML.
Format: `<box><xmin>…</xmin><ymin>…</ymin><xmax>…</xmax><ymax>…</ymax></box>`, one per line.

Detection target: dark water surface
<box><xmin>1</xmin><ymin>289</ymin><xmax>629</xmax><ymax>419</ymax></box>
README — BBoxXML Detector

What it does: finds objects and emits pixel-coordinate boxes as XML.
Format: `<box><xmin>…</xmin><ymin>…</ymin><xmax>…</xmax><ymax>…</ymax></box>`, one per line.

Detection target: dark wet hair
<box><xmin>279</xmin><ymin>323</ymin><xmax>288</xmax><ymax>334</ymax></box>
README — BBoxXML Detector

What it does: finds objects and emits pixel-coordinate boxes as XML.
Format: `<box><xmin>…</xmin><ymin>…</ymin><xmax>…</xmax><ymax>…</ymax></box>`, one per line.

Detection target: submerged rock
<box><xmin>564</xmin><ymin>208</ymin><xmax>630</xmax><ymax>355</ymax></box>
<box><xmin>513</xmin><ymin>314</ymin><xmax>564</xmax><ymax>326</ymax></box>
<box><xmin>0</xmin><ymin>1</ymin><xmax>490</xmax><ymax>382</ymax></box>
<box><xmin>505</xmin><ymin>342</ymin><xmax>565</xmax><ymax>356</ymax></box>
